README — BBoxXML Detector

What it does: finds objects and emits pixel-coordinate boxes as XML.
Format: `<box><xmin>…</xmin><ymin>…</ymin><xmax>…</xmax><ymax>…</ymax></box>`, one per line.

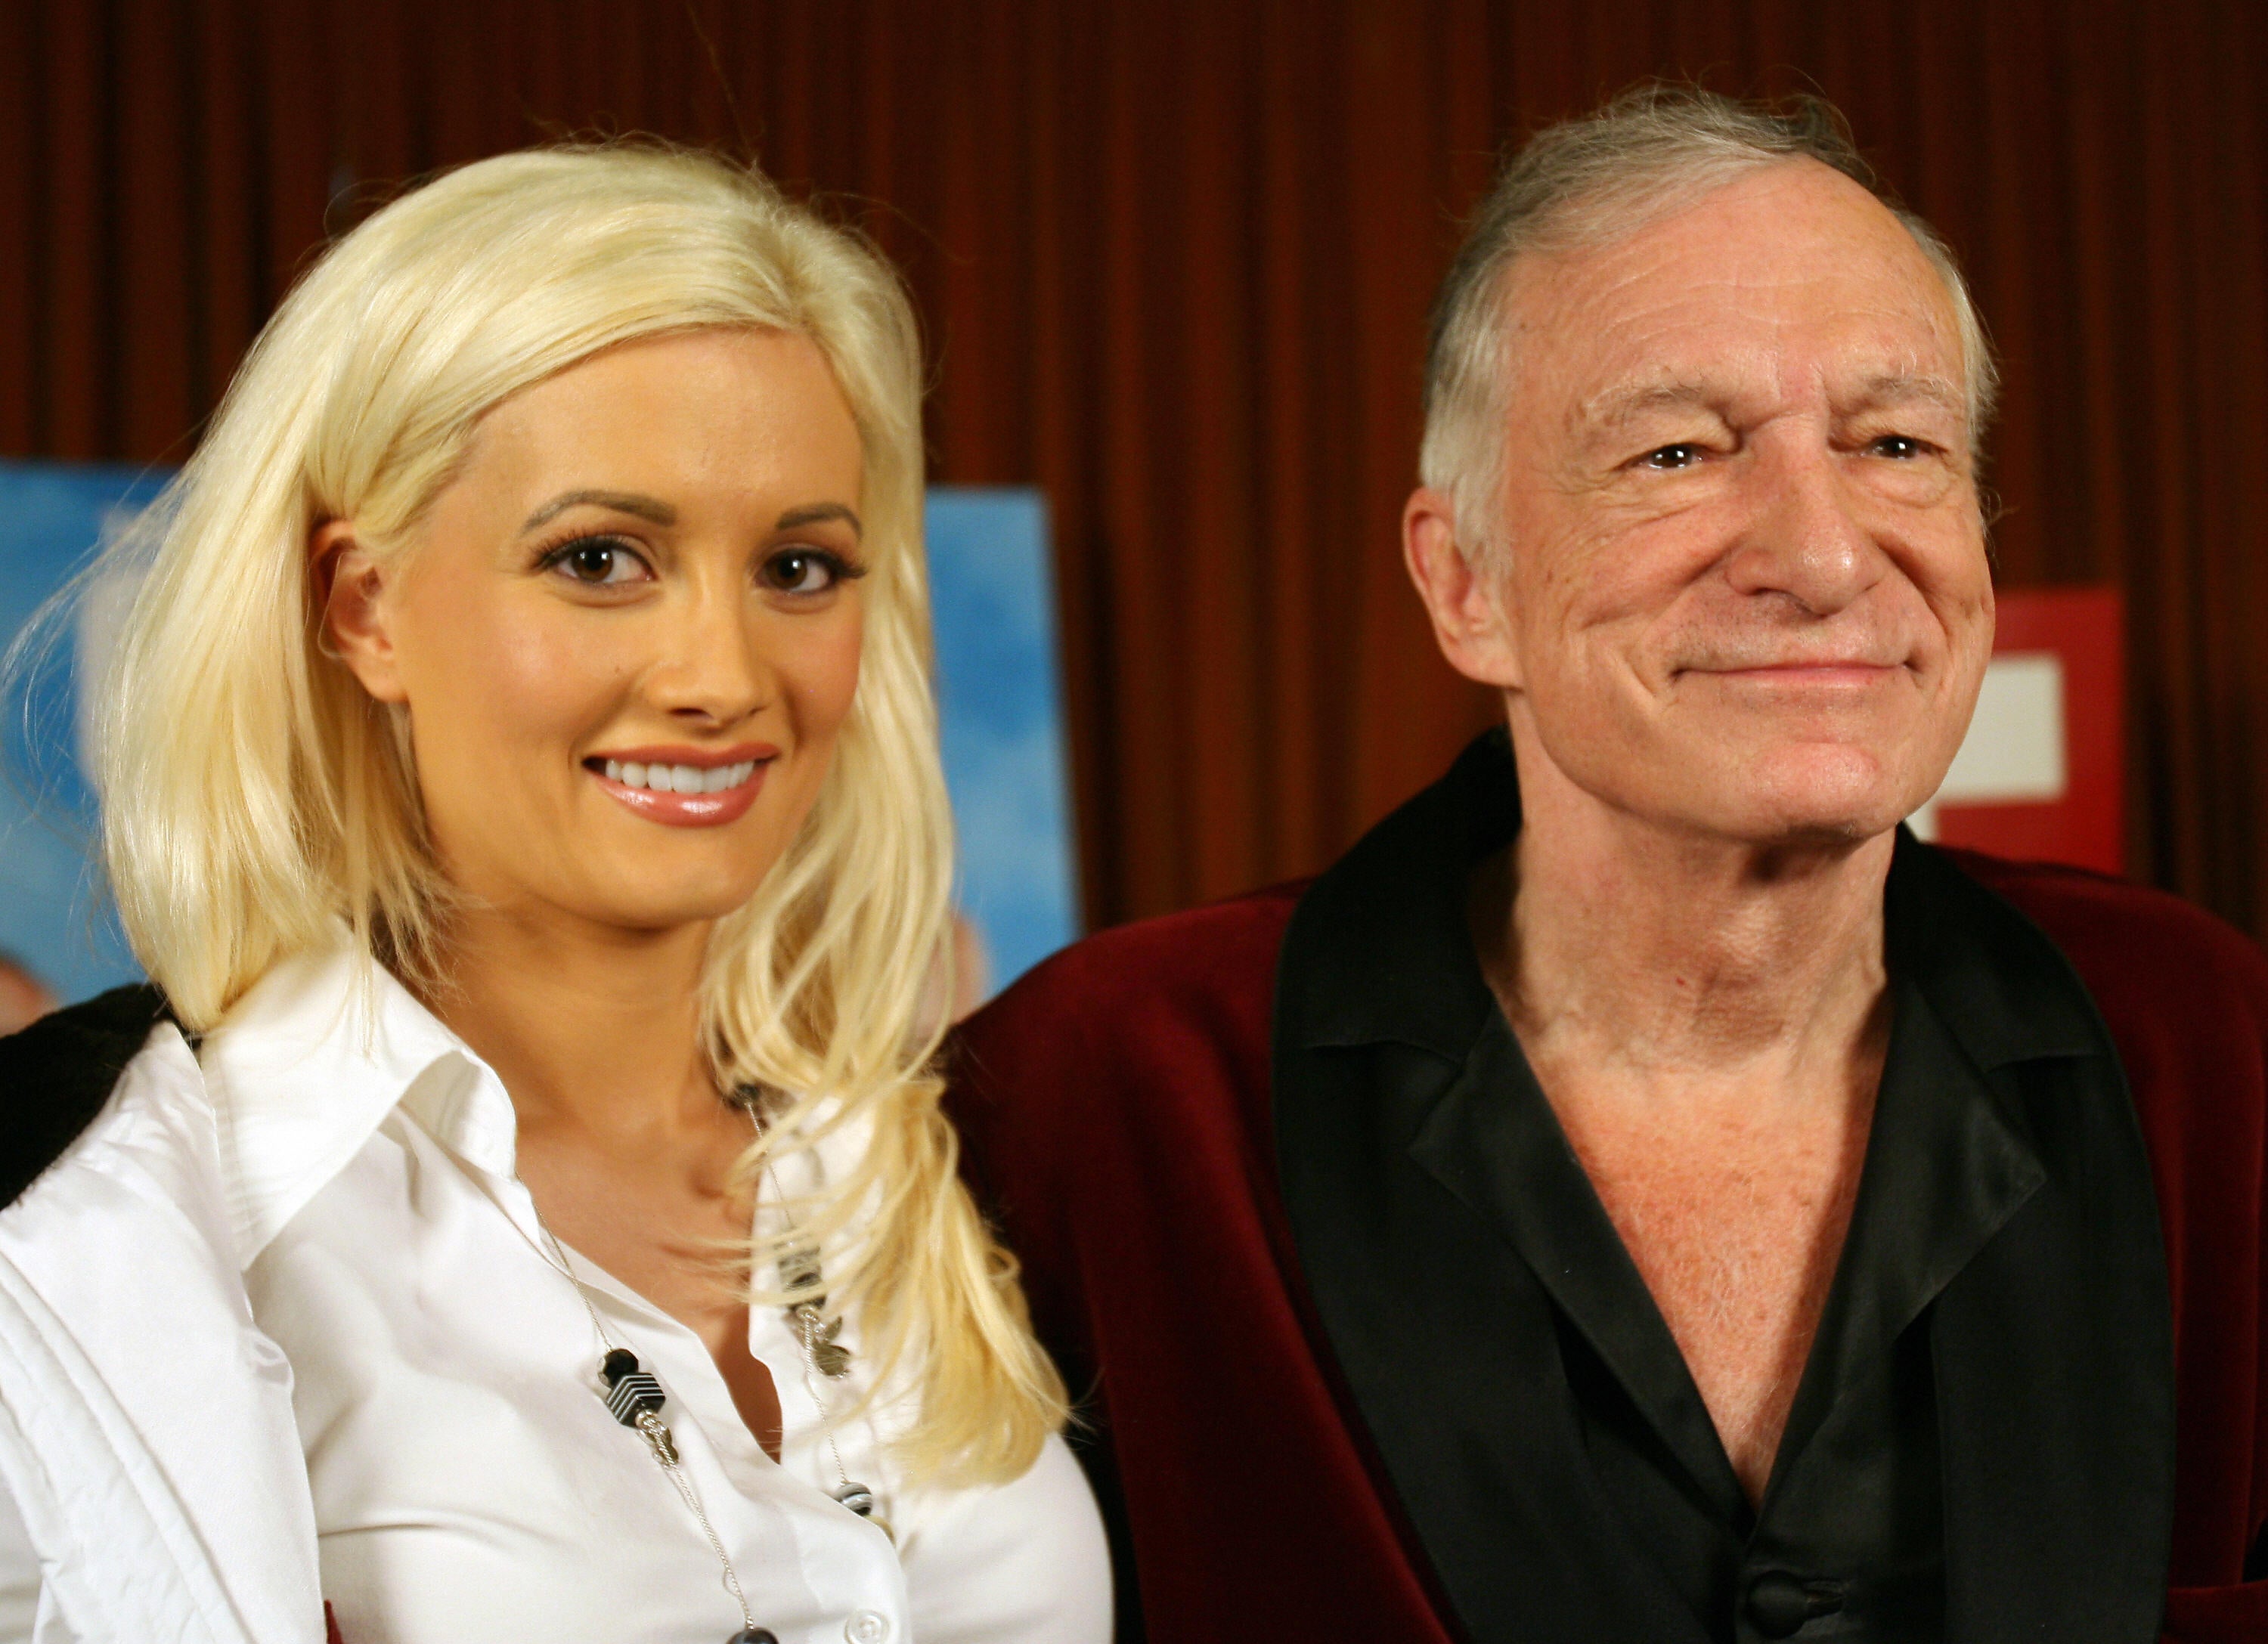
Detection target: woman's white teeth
<box><xmin>600</xmin><ymin>759</ymin><xmax>758</xmax><ymax>794</ymax></box>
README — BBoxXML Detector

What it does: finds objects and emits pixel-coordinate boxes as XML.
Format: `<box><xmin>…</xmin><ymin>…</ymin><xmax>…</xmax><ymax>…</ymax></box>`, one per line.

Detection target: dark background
<box><xmin>3</xmin><ymin>0</ymin><xmax>2263</xmax><ymax>938</ymax></box>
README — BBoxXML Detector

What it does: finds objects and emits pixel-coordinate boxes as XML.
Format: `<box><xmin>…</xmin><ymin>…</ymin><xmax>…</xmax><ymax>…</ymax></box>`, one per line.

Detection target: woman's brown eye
<box><xmin>541</xmin><ymin>537</ymin><xmax>647</xmax><ymax>585</ymax></box>
<box><xmin>763</xmin><ymin>550</ymin><xmax>838</xmax><ymax>595</ymax></box>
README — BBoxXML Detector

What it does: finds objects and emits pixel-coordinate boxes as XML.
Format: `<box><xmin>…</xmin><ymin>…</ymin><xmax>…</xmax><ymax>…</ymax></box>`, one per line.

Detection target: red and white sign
<box><xmin>1907</xmin><ymin>587</ymin><xmax>2124</xmax><ymax>876</ymax></box>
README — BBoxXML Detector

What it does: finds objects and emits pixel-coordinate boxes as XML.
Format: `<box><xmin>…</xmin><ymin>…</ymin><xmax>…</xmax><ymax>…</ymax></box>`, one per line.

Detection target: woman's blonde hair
<box><xmin>94</xmin><ymin>144</ymin><xmax>1066</xmax><ymax>1483</ymax></box>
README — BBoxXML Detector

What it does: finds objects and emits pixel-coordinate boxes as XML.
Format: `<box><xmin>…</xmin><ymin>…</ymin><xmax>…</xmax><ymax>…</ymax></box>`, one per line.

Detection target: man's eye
<box><xmin>543</xmin><ymin>537</ymin><xmax>649</xmax><ymax>585</ymax></box>
<box><xmin>760</xmin><ymin>548</ymin><xmax>856</xmax><ymax>596</ymax></box>
<box><xmin>1870</xmin><ymin>434</ymin><xmax>1929</xmax><ymax>460</ymax></box>
<box><xmin>1640</xmin><ymin>444</ymin><xmax>1703</xmax><ymax>471</ymax></box>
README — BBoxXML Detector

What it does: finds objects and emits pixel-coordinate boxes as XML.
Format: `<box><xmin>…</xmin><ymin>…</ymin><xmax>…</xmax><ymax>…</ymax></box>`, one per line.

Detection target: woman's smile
<box><xmin>323</xmin><ymin>327</ymin><xmax>869</xmax><ymax>928</ymax></box>
<box><xmin>584</xmin><ymin>745</ymin><xmax>778</xmax><ymax>827</ymax></box>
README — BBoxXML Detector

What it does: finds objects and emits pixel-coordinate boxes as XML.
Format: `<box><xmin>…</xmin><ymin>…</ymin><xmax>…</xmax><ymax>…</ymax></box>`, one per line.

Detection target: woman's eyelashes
<box><xmin>758</xmin><ymin>545</ymin><xmax>865</xmax><ymax>597</ymax></box>
<box><xmin>536</xmin><ymin>534</ymin><xmax>653</xmax><ymax>587</ymax></box>
<box><xmin>532</xmin><ymin>534</ymin><xmax>866</xmax><ymax>598</ymax></box>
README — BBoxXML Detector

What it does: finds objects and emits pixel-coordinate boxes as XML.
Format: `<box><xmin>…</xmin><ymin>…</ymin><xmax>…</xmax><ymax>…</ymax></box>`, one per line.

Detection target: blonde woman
<box><xmin>0</xmin><ymin>147</ymin><xmax>1110</xmax><ymax>1644</ymax></box>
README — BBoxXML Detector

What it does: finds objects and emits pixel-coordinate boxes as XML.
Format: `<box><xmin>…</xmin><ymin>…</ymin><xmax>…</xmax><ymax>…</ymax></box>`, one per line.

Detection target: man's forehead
<box><xmin>1501</xmin><ymin>168</ymin><xmax>1969</xmax><ymax>423</ymax></box>
<box><xmin>1582</xmin><ymin>367</ymin><xmax>1969</xmax><ymax>428</ymax></box>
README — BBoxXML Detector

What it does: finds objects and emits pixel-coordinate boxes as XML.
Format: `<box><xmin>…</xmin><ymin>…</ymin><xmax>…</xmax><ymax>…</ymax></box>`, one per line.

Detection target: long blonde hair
<box><xmin>94</xmin><ymin>144</ymin><xmax>1066</xmax><ymax>1483</ymax></box>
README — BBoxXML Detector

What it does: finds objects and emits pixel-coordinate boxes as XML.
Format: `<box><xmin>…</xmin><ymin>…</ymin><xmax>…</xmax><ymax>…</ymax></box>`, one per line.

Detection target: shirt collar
<box><xmin>1281</xmin><ymin>726</ymin><xmax>2109</xmax><ymax>1076</ymax></box>
<box><xmin>197</xmin><ymin>937</ymin><xmax>521</xmax><ymax>1268</ymax></box>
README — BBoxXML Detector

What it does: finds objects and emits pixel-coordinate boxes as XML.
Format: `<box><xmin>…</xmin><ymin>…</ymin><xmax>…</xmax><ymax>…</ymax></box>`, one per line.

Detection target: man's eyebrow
<box><xmin>519</xmin><ymin>490</ymin><xmax>677</xmax><ymax>534</ymax></box>
<box><xmin>1850</xmin><ymin>372</ymin><xmax>1968</xmax><ymax>415</ymax></box>
<box><xmin>1583</xmin><ymin>382</ymin><xmax>1727</xmax><ymax>429</ymax></box>
<box><xmin>1581</xmin><ymin>373</ymin><xmax>1969</xmax><ymax>429</ymax></box>
<box><xmin>776</xmin><ymin>502</ymin><xmax>863</xmax><ymax>536</ymax></box>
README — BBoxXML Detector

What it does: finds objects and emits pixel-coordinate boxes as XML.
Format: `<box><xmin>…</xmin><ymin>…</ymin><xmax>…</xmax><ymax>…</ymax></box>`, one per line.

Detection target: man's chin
<box><xmin>1527</xmin><ymin>721</ymin><xmax>1938</xmax><ymax>853</ymax></box>
<box><xmin>1685</xmin><ymin>786</ymin><xmax>1918</xmax><ymax>854</ymax></box>
<box><xmin>1691</xmin><ymin>740</ymin><xmax>1939</xmax><ymax>840</ymax></box>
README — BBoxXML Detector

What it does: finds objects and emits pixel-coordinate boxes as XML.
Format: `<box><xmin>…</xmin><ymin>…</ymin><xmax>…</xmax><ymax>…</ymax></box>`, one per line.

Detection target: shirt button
<box><xmin>844</xmin><ymin>1611</ymin><xmax>891</xmax><ymax>1644</ymax></box>
<box><xmin>1745</xmin><ymin>1572</ymin><xmax>1845</xmax><ymax>1638</ymax></box>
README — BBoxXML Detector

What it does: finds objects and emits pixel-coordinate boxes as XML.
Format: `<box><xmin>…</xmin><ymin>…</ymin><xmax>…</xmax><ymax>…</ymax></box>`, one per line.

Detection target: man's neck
<box><xmin>1488</xmin><ymin>742</ymin><xmax>1896</xmax><ymax>1104</ymax></box>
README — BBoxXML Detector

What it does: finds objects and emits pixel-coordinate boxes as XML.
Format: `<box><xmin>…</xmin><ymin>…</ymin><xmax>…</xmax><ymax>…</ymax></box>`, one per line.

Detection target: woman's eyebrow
<box><xmin>776</xmin><ymin>502</ymin><xmax>862</xmax><ymax>536</ymax></box>
<box><xmin>519</xmin><ymin>490</ymin><xmax>678</xmax><ymax>534</ymax></box>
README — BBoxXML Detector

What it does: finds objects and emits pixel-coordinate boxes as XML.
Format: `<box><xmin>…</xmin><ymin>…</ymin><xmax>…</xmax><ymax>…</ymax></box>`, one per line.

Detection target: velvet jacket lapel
<box><xmin>1272</xmin><ymin>735</ymin><xmax>1708</xmax><ymax>1639</ymax></box>
<box><xmin>1271</xmin><ymin>731</ymin><xmax>2175</xmax><ymax>1644</ymax></box>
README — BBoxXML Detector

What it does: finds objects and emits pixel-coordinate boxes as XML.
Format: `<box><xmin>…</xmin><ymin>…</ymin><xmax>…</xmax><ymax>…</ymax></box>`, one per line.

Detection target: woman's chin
<box><xmin>549</xmin><ymin>878</ymin><xmax>767</xmax><ymax>939</ymax></box>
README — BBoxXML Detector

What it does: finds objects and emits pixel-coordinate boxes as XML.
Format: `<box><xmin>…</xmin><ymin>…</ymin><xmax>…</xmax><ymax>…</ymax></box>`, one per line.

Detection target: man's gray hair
<box><xmin>1420</xmin><ymin>86</ymin><xmax>2000</xmax><ymax>559</ymax></box>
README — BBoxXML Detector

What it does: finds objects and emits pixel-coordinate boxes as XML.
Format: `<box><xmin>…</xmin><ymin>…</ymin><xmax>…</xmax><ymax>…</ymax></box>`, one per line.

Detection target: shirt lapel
<box><xmin>1272</xmin><ymin>733</ymin><xmax>1709</xmax><ymax>1642</ymax></box>
<box><xmin>200</xmin><ymin>939</ymin><xmax>497</xmax><ymax>1268</ymax></box>
<box><xmin>1408</xmin><ymin>1015</ymin><xmax>1751</xmax><ymax>1531</ymax></box>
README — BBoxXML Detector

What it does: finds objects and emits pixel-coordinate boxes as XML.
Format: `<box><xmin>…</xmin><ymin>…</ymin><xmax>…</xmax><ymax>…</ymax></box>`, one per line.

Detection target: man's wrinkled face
<box><xmin>1479</xmin><ymin>161</ymin><xmax>1994</xmax><ymax>845</ymax></box>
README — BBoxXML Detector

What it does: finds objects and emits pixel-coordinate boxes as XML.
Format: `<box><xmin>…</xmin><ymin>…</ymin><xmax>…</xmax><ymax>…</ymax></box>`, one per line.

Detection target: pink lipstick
<box><xmin>583</xmin><ymin>745</ymin><xmax>777</xmax><ymax>828</ymax></box>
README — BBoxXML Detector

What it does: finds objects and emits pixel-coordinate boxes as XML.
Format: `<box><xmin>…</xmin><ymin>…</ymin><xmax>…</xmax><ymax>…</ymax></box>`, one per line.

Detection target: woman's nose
<box><xmin>648</xmin><ymin>594</ymin><xmax>773</xmax><ymax>726</ymax></box>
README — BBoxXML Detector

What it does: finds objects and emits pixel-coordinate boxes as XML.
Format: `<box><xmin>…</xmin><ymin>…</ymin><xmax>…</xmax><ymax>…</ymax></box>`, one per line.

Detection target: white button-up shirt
<box><xmin>192</xmin><ymin>943</ymin><xmax>1109</xmax><ymax>1644</ymax></box>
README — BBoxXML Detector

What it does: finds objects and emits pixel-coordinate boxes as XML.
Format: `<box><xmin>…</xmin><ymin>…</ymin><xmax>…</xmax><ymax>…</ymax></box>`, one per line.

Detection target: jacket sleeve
<box><xmin>0</xmin><ymin>1023</ymin><xmax>324</xmax><ymax>1644</ymax></box>
<box><xmin>0</xmin><ymin>1460</ymin><xmax>60</xmax><ymax>1642</ymax></box>
<box><xmin>1957</xmin><ymin>856</ymin><xmax>2268</xmax><ymax>1643</ymax></box>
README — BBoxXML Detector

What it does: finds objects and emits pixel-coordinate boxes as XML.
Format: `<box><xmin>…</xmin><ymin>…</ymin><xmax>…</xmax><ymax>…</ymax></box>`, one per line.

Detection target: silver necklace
<box><xmin>770</xmin><ymin>1169</ymin><xmax>889</xmax><ymax>1540</ymax></box>
<box><xmin>513</xmin><ymin>1100</ymin><xmax>888</xmax><ymax>1644</ymax></box>
<box><xmin>528</xmin><ymin>1211</ymin><xmax>776</xmax><ymax>1644</ymax></box>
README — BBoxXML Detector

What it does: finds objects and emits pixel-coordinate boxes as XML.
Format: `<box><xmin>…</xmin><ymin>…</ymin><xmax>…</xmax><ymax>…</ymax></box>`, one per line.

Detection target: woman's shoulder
<box><xmin>0</xmin><ymin>983</ymin><xmax>178</xmax><ymax>1211</ymax></box>
<box><xmin>0</xmin><ymin>984</ymin><xmax>324</xmax><ymax>1644</ymax></box>
<box><xmin>0</xmin><ymin>980</ymin><xmax>243</xmax><ymax>1280</ymax></box>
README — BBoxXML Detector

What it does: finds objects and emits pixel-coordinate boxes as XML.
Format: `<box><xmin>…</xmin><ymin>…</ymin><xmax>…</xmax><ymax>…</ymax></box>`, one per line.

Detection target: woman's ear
<box><xmin>312</xmin><ymin>520</ymin><xmax>409</xmax><ymax>704</ymax></box>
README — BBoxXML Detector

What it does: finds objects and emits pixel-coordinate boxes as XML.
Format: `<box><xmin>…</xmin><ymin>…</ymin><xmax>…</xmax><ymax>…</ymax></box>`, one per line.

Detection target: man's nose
<box><xmin>1721</xmin><ymin>444</ymin><xmax>1884</xmax><ymax>617</ymax></box>
<box><xmin>648</xmin><ymin>589</ymin><xmax>773</xmax><ymax>725</ymax></box>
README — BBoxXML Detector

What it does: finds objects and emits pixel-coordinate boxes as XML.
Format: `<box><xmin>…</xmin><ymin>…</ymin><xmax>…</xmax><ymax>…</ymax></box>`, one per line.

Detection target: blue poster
<box><xmin>925</xmin><ymin>489</ymin><xmax>1083</xmax><ymax>997</ymax></box>
<box><xmin>0</xmin><ymin>461</ymin><xmax>1078</xmax><ymax>1009</ymax></box>
<box><xmin>0</xmin><ymin>461</ymin><xmax>167</xmax><ymax>1006</ymax></box>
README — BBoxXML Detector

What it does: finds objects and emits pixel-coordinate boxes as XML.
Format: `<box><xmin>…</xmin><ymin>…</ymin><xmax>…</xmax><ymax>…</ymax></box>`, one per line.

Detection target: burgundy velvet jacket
<box><xmin>951</xmin><ymin>763</ymin><xmax>2268</xmax><ymax>1642</ymax></box>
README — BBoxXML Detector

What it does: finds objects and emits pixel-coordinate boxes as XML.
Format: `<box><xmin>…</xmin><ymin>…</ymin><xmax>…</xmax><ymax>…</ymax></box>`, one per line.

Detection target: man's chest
<box><xmin>1551</xmin><ymin>1094</ymin><xmax>1873</xmax><ymax>1490</ymax></box>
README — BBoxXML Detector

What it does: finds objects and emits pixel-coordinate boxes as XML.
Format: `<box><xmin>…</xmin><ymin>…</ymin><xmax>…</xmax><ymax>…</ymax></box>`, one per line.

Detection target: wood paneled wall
<box><xmin>3</xmin><ymin>0</ymin><xmax>2263</xmax><ymax>935</ymax></box>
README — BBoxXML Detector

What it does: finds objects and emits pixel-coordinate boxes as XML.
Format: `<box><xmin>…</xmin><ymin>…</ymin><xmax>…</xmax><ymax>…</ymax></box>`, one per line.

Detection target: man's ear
<box><xmin>311</xmin><ymin>520</ymin><xmax>409</xmax><ymax>704</ymax></box>
<box><xmin>1402</xmin><ymin>487</ymin><xmax>1523</xmax><ymax>689</ymax></box>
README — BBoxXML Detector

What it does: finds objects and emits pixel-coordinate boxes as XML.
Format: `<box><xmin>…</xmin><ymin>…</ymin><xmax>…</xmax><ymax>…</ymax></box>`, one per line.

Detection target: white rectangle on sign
<box><xmin>1907</xmin><ymin>651</ymin><xmax>2066</xmax><ymax>840</ymax></box>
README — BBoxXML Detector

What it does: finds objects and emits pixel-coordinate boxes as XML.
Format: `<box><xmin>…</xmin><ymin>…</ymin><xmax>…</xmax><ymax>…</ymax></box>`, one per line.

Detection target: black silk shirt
<box><xmin>1270</xmin><ymin>729</ymin><xmax>2174</xmax><ymax>1643</ymax></box>
<box><xmin>1478</xmin><ymin>956</ymin><xmax>2031</xmax><ymax>1640</ymax></box>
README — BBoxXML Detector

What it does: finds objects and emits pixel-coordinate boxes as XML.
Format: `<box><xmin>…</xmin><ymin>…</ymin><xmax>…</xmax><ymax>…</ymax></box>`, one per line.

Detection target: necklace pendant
<box><xmin>793</xmin><ymin>1302</ymin><xmax>855</xmax><ymax>1378</ymax></box>
<box><xmin>780</xmin><ymin>1246</ymin><xmax>825</xmax><ymax>1299</ymax></box>
<box><xmin>831</xmin><ymin>1481</ymin><xmax>892</xmax><ymax>1543</ymax></box>
<box><xmin>730</xmin><ymin>1630</ymin><xmax>779</xmax><ymax>1644</ymax></box>
<box><xmin>600</xmin><ymin>1350</ymin><xmax>667</xmax><ymax>1420</ymax></box>
<box><xmin>633</xmin><ymin>1408</ymin><xmax>680</xmax><ymax>1467</ymax></box>
<box><xmin>598</xmin><ymin>1349</ymin><xmax>679</xmax><ymax>1464</ymax></box>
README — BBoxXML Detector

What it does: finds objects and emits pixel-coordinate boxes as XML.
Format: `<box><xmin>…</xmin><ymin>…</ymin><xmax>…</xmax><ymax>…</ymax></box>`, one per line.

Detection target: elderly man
<box><xmin>951</xmin><ymin>91</ymin><xmax>2268</xmax><ymax>1644</ymax></box>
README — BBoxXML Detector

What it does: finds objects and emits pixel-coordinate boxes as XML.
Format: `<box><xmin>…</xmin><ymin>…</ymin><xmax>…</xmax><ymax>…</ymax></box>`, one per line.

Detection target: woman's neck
<box><xmin>424</xmin><ymin>902</ymin><xmax>720</xmax><ymax>1144</ymax></box>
